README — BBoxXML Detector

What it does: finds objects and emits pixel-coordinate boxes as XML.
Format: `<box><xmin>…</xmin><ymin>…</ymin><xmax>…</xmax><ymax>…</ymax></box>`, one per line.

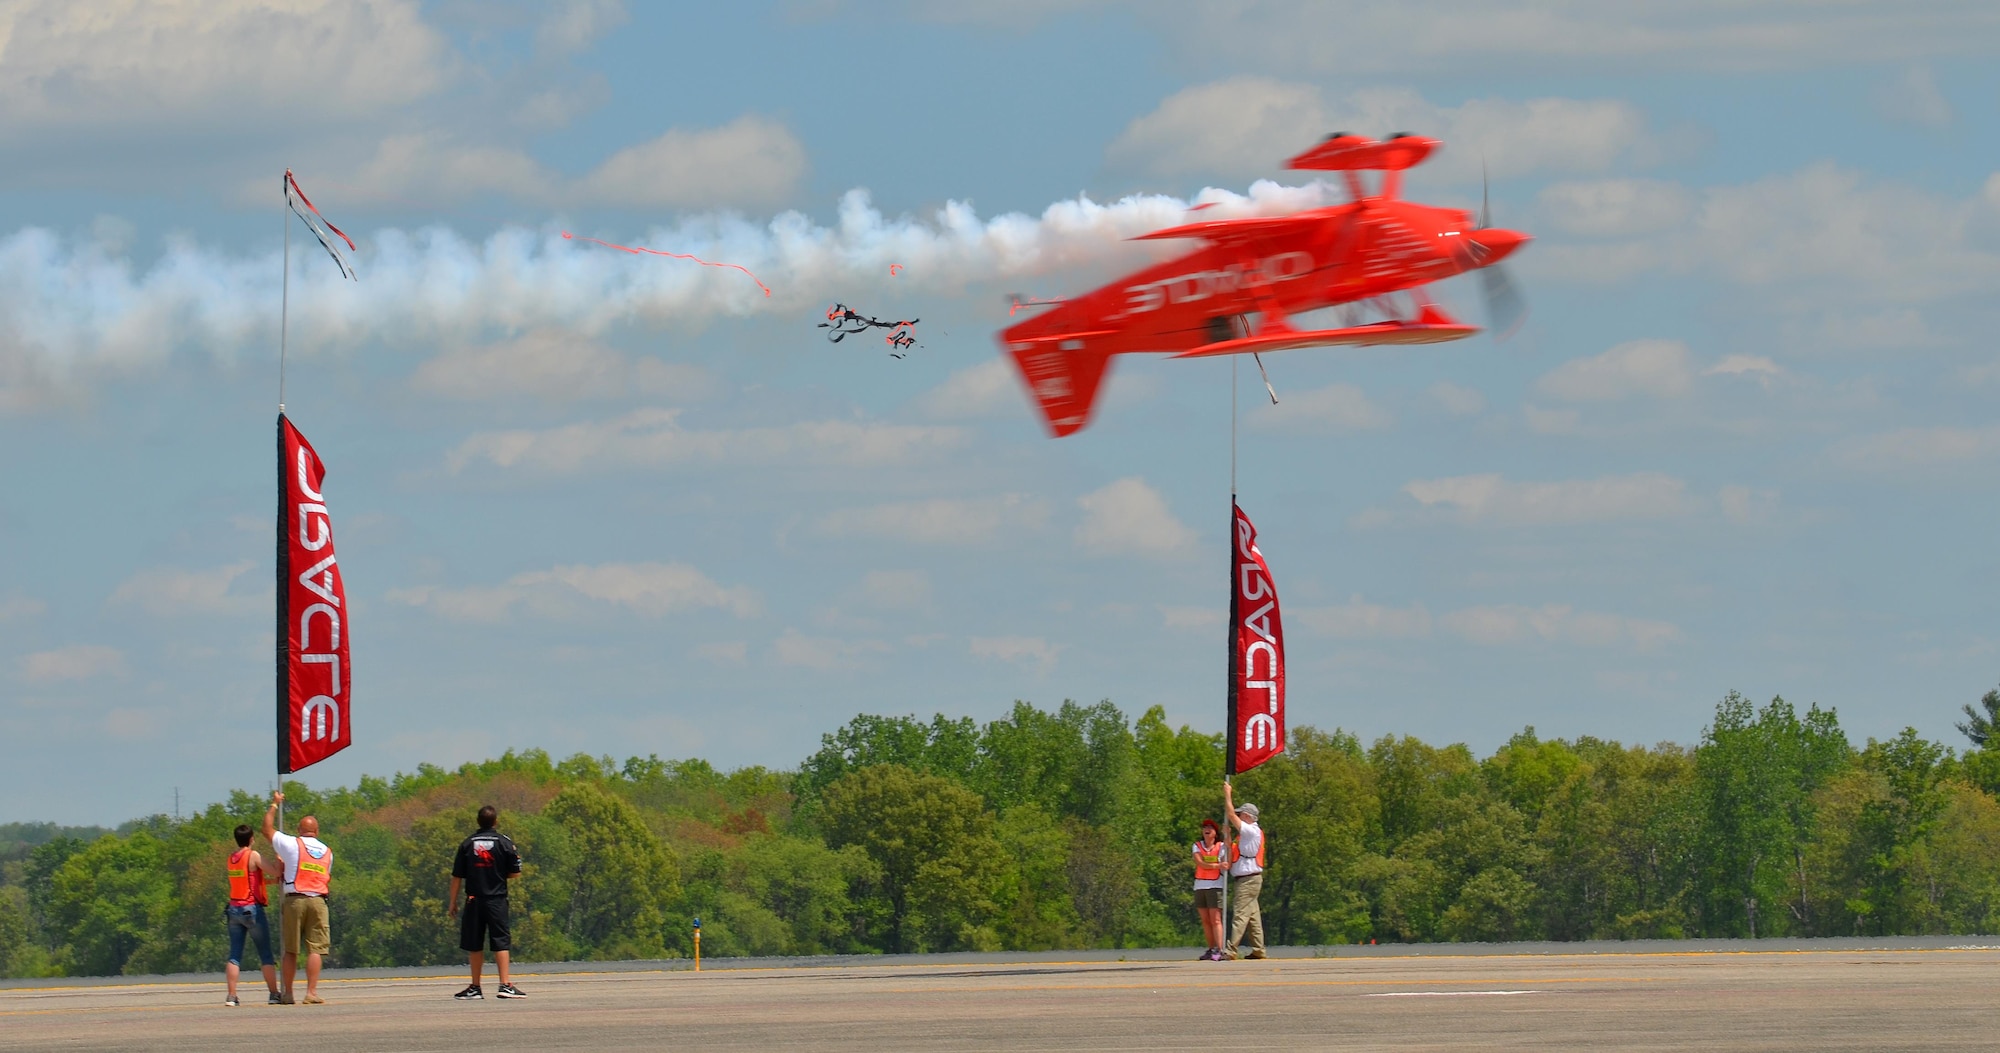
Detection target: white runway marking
<box><xmin>1365</xmin><ymin>990</ymin><xmax>1539</xmax><ymax>997</ymax></box>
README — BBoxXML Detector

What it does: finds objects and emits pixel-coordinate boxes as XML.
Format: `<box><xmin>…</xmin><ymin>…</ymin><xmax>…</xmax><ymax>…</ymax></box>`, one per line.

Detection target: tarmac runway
<box><xmin>4</xmin><ymin>941</ymin><xmax>1998</xmax><ymax>1051</ymax></box>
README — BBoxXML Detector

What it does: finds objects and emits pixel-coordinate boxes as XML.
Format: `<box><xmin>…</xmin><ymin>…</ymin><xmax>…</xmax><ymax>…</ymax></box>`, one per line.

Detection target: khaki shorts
<box><xmin>282</xmin><ymin>894</ymin><xmax>330</xmax><ymax>956</ymax></box>
<box><xmin>1194</xmin><ymin>888</ymin><xmax>1223</xmax><ymax>909</ymax></box>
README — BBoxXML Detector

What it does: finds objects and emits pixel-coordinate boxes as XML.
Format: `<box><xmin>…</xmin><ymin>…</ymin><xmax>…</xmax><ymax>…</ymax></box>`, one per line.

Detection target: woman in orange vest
<box><xmin>223</xmin><ymin>824</ymin><xmax>280</xmax><ymax>1006</ymax></box>
<box><xmin>1193</xmin><ymin>819</ymin><xmax>1228</xmax><ymax>960</ymax></box>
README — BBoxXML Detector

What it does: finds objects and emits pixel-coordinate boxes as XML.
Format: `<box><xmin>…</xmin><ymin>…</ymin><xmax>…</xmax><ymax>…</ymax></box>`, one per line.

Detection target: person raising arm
<box><xmin>1222</xmin><ymin>781</ymin><xmax>1267</xmax><ymax>960</ymax></box>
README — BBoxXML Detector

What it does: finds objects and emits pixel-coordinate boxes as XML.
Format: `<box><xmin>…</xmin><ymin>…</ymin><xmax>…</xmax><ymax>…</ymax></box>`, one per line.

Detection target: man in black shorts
<box><xmin>449</xmin><ymin>804</ymin><xmax>524</xmax><ymax>1000</ymax></box>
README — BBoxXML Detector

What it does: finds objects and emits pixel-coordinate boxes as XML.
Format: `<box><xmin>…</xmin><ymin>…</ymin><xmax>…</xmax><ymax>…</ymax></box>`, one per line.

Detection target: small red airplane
<box><xmin>998</xmin><ymin>134</ymin><xmax>1531</xmax><ymax>436</ymax></box>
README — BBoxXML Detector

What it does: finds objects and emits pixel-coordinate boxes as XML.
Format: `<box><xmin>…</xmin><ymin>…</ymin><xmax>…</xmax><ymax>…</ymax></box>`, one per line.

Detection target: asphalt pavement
<box><xmin>4</xmin><ymin>940</ymin><xmax>1997</xmax><ymax>1050</ymax></box>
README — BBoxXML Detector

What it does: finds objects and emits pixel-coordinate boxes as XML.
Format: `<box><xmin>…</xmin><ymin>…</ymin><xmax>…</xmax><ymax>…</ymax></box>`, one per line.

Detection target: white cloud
<box><xmin>1441</xmin><ymin>605</ymin><xmax>1679</xmax><ymax>650</ymax></box>
<box><xmin>1544</xmin><ymin>163</ymin><xmax>2000</xmax><ymax>302</ymax></box>
<box><xmin>446</xmin><ymin>409</ymin><xmax>966</xmax><ymax>475</ymax></box>
<box><xmin>578</xmin><ymin>116</ymin><xmax>807</xmax><ymax>208</ymax></box>
<box><xmin>1159</xmin><ymin>605</ymin><xmax>1224</xmax><ymax>631</ymax></box>
<box><xmin>1537</xmin><ymin>340</ymin><xmax>1694</xmax><ymax>401</ymax></box>
<box><xmin>340</xmin><ymin>133</ymin><xmax>559</xmax><ymax>203</ymax></box>
<box><xmin>1693</xmin><ymin>164</ymin><xmax>1998</xmax><ymax>296</ymax></box>
<box><xmin>1145</xmin><ymin>1</ymin><xmax>2000</xmax><ymax>76</ymax></box>
<box><xmin>0</xmin><ymin>595</ymin><xmax>46</xmax><ymax>621</ymax></box>
<box><xmin>101</xmin><ymin>706</ymin><xmax>166</xmax><ymax>742</ymax></box>
<box><xmin>818</xmin><ymin>494</ymin><xmax>1050</xmax><ymax>546</ymax></box>
<box><xmin>411</xmin><ymin>330</ymin><xmax>712</xmax><ymax>402</ymax></box>
<box><xmin>1718</xmin><ymin>485</ymin><xmax>1780</xmax><ymax>525</ymax></box>
<box><xmin>388</xmin><ymin>561</ymin><xmax>758</xmax><ymax>622</ymax></box>
<box><xmin>336</xmin><ymin>114</ymin><xmax>807</xmax><ymax>211</ymax></box>
<box><xmin>1523</xmin><ymin>405</ymin><xmax>1582</xmax><ymax>435</ymax></box>
<box><xmin>1107</xmin><ymin>79</ymin><xmax>1649</xmax><ymax>182</ymax></box>
<box><xmin>106</xmin><ymin>561</ymin><xmax>256</xmax><ymax>616</ymax></box>
<box><xmin>1074</xmin><ymin>478</ymin><xmax>1196</xmax><ymax>557</ymax></box>
<box><xmin>1537</xmin><ymin>179</ymin><xmax>1693</xmax><ymax>238</ymax></box>
<box><xmin>969</xmin><ymin>635</ymin><xmax>1063</xmax><ymax>674</ymax></box>
<box><xmin>918</xmin><ymin>358</ymin><xmax>1020</xmax><ymax>420</ymax></box>
<box><xmin>860</xmin><ymin>570</ymin><xmax>933</xmax><ymax>611</ymax></box>
<box><xmin>1705</xmin><ymin>354</ymin><xmax>1782</xmax><ymax>378</ymax></box>
<box><xmin>532</xmin><ymin>0</ymin><xmax>629</xmax><ymax>57</ymax></box>
<box><xmin>1296</xmin><ymin>597</ymin><xmax>1434</xmax><ymax>639</ymax></box>
<box><xmin>20</xmin><ymin>645</ymin><xmax>125</xmax><ymax>683</ymax></box>
<box><xmin>0</xmin><ymin>0</ymin><xmax>450</xmax><ymax>136</ymax></box>
<box><xmin>1875</xmin><ymin>65</ymin><xmax>1954</xmax><ymax>128</ymax></box>
<box><xmin>1251</xmin><ymin>383</ymin><xmax>1393</xmax><ymax>433</ymax></box>
<box><xmin>773</xmin><ymin>629</ymin><xmax>890</xmax><ymax>671</ymax></box>
<box><xmin>1404</xmin><ymin>472</ymin><xmax>1691</xmax><ymax>525</ymax></box>
<box><xmin>1835</xmin><ymin>425</ymin><xmax>2000</xmax><ymax>472</ymax></box>
<box><xmin>693</xmin><ymin>640</ymin><xmax>749</xmax><ymax>665</ymax></box>
<box><xmin>1429</xmin><ymin>381</ymin><xmax>1485</xmax><ymax>416</ymax></box>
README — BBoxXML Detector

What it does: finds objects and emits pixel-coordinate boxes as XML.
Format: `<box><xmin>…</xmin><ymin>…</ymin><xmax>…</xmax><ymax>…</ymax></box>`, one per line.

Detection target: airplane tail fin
<box><xmin>1004</xmin><ymin>337</ymin><xmax>1117</xmax><ymax>438</ymax></box>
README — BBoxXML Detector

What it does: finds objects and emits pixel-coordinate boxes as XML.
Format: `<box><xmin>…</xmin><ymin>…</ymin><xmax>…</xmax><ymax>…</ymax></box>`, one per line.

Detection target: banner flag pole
<box><xmin>277</xmin><ymin>170</ymin><xmax>289</xmax><ymax>822</ymax></box>
<box><xmin>1222</xmin><ymin>356</ymin><xmax>1237</xmax><ymax>943</ymax></box>
<box><xmin>274</xmin><ymin>171</ymin><xmax>289</xmax><ymax>963</ymax></box>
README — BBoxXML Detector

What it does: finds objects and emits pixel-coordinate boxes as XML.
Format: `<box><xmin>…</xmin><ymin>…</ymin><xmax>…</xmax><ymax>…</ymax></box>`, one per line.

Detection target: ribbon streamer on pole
<box><xmin>285</xmin><ymin>170</ymin><xmax>357</xmax><ymax>281</ymax></box>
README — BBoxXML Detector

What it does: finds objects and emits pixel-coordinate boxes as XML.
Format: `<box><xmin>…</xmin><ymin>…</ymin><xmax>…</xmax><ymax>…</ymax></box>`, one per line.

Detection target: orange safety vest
<box><xmin>227</xmin><ymin>848</ymin><xmax>259</xmax><ymax>906</ymax></box>
<box><xmin>1232</xmin><ymin>828</ymin><xmax>1266</xmax><ymax>870</ymax></box>
<box><xmin>1193</xmin><ymin>840</ymin><xmax>1227</xmax><ymax>881</ymax></box>
<box><xmin>293</xmin><ymin>839</ymin><xmax>333</xmax><ymax>896</ymax></box>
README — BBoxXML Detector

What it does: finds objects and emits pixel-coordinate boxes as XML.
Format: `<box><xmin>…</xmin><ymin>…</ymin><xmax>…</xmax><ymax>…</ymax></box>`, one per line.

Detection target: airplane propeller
<box><xmin>1473</xmin><ymin>162</ymin><xmax>1528</xmax><ymax>341</ymax></box>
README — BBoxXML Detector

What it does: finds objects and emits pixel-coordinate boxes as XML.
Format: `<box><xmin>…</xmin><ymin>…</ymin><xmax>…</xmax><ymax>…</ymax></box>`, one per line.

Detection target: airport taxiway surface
<box><xmin>4</xmin><ymin>943</ymin><xmax>1997</xmax><ymax>1051</ymax></box>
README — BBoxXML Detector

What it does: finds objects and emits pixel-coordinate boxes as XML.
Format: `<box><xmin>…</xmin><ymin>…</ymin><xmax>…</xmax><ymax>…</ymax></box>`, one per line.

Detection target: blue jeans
<box><xmin>226</xmin><ymin>905</ymin><xmax>275</xmax><ymax>967</ymax></box>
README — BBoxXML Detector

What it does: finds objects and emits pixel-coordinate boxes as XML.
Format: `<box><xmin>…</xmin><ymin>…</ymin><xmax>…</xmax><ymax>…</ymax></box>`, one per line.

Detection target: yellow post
<box><xmin>693</xmin><ymin>917</ymin><xmax>702</xmax><ymax>972</ymax></box>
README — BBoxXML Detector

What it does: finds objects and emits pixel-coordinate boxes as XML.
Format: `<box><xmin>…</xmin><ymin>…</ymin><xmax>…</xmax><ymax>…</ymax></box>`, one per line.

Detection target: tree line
<box><xmin>4</xmin><ymin>688</ymin><xmax>2000</xmax><ymax>977</ymax></box>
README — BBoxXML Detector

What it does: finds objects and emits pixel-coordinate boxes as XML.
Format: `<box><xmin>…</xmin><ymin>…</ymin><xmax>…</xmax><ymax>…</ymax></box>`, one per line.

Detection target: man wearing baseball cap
<box><xmin>1222</xmin><ymin>781</ymin><xmax>1266</xmax><ymax>960</ymax></box>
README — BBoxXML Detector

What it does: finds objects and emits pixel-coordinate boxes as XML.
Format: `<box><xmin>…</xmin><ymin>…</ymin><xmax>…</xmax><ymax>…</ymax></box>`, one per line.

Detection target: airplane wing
<box><xmin>1287</xmin><ymin>134</ymin><xmax>1438</xmax><ymax>172</ymax></box>
<box><xmin>1131</xmin><ymin>212</ymin><xmax>1333</xmax><ymax>247</ymax></box>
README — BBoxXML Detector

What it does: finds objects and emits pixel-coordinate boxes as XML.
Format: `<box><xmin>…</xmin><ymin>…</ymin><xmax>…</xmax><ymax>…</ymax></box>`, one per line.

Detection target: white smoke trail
<box><xmin>0</xmin><ymin>181</ymin><xmax>1332</xmax><ymax>375</ymax></box>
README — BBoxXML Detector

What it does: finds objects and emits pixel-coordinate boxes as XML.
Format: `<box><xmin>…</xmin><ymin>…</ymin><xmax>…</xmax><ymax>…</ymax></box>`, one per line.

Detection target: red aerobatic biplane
<box><xmin>998</xmin><ymin>134</ymin><xmax>1531</xmax><ymax>436</ymax></box>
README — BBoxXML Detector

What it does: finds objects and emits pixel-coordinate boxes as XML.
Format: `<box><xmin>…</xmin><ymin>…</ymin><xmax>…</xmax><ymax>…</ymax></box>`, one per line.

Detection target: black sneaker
<box><xmin>267</xmin><ymin>991</ymin><xmax>284</xmax><ymax>1005</ymax></box>
<box><xmin>454</xmin><ymin>985</ymin><xmax>483</xmax><ymax>1000</ymax></box>
<box><xmin>496</xmin><ymin>983</ymin><xmax>526</xmax><ymax>999</ymax></box>
<box><xmin>225</xmin><ymin>996</ymin><xmax>240</xmax><ymax>1007</ymax></box>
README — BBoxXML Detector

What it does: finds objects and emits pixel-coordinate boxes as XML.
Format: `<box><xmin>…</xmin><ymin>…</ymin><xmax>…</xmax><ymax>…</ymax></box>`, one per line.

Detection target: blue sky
<box><xmin>2</xmin><ymin>1</ymin><xmax>1997</xmax><ymax>824</ymax></box>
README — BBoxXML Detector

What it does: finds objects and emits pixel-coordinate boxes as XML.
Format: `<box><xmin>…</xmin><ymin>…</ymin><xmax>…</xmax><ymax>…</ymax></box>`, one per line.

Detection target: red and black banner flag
<box><xmin>277</xmin><ymin>414</ymin><xmax>352</xmax><ymax>773</ymax></box>
<box><xmin>1226</xmin><ymin>503</ymin><xmax>1285</xmax><ymax>775</ymax></box>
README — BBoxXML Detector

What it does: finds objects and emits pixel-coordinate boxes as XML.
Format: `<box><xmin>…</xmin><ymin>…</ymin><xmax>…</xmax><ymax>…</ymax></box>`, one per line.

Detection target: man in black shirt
<box><xmin>449</xmin><ymin>804</ymin><xmax>524</xmax><ymax>1000</ymax></box>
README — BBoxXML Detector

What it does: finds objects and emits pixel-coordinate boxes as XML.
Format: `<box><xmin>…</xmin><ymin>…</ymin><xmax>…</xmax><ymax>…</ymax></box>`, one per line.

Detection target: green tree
<box><xmin>1356</xmin><ymin>735</ymin><xmax>1493</xmax><ymax>941</ymax></box>
<box><xmin>1233</xmin><ymin>728</ymin><xmax>1374</xmax><ymax>945</ymax></box>
<box><xmin>971</xmin><ymin>701</ymin><xmax>1096</xmax><ymax>818</ymax></box>
<box><xmin>819</xmin><ymin>764</ymin><xmax>1005</xmax><ymax>952</ymax></box>
<box><xmin>1820</xmin><ymin>729</ymin><xmax>1951</xmax><ymax>935</ymax></box>
<box><xmin>678</xmin><ymin>835</ymin><xmax>879</xmax><ymax>956</ymax></box>
<box><xmin>44</xmin><ymin>834</ymin><xmax>177</xmax><ymax>975</ymax></box>
<box><xmin>1693</xmin><ymin>693</ymin><xmax>1850</xmax><ymax>937</ymax></box>
<box><xmin>1568</xmin><ymin>739</ymin><xmax>1699</xmax><ymax>940</ymax></box>
<box><xmin>991</xmin><ymin>804</ymin><xmax>1080</xmax><ymax>950</ymax></box>
<box><xmin>540</xmin><ymin>782</ymin><xmax>678</xmax><ymax>958</ymax></box>
<box><xmin>0</xmin><ymin>886</ymin><xmax>54</xmax><ymax>978</ymax></box>
<box><xmin>340</xmin><ymin>815</ymin><xmax>477</xmax><ymax>967</ymax></box>
<box><xmin>1955</xmin><ymin>686</ymin><xmax>2000</xmax><ymax>747</ymax></box>
<box><xmin>1064</xmin><ymin>820</ymin><xmax>1141</xmax><ymax>947</ymax></box>
<box><xmin>1912</xmin><ymin>781</ymin><xmax>2000</xmax><ymax>932</ymax></box>
<box><xmin>794</xmin><ymin>714</ymin><xmax>981</xmax><ymax>819</ymax></box>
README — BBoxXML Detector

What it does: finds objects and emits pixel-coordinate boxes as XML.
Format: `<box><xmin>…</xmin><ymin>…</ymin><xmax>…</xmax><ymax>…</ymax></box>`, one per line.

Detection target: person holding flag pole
<box><xmin>1221</xmin><ymin>782</ymin><xmax>1267</xmax><ymax>960</ymax></box>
